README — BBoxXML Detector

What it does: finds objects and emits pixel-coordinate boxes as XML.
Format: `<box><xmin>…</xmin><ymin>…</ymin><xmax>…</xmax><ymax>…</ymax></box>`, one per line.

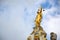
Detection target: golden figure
<box><xmin>35</xmin><ymin>7</ymin><xmax>42</xmax><ymax>27</ymax></box>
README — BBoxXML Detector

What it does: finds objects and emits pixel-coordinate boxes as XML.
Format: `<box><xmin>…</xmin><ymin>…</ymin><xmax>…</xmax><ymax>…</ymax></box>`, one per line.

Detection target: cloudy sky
<box><xmin>0</xmin><ymin>0</ymin><xmax>60</xmax><ymax>40</ymax></box>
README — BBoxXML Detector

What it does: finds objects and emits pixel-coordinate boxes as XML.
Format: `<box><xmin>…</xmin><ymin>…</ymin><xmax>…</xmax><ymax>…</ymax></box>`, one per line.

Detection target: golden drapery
<box><xmin>35</xmin><ymin>8</ymin><xmax>42</xmax><ymax>27</ymax></box>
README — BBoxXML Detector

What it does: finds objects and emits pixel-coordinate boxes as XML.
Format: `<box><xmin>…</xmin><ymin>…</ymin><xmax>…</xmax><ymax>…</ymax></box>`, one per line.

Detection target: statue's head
<box><xmin>37</xmin><ymin>7</ymin><xmax>42</xmax><ymax>14</ymax></box>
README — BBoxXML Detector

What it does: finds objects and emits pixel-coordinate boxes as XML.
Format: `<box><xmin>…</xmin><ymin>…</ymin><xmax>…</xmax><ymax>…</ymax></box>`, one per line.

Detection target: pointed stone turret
<box><xmin>50</xmin><ymin>32</ymin><xmax>57</xmax><ymax>40</ymax></box>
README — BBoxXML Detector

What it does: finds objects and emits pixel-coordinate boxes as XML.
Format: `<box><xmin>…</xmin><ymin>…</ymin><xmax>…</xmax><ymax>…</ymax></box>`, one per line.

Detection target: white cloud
<box><xmin>46</xmin><ymin>18</ymin><xmax>60</xmax><ymax>40</ymax></box>
<box><xmin>41</xmin><ymin>1</ymin><xmax>60</xmax><ymax>40</ymax></box>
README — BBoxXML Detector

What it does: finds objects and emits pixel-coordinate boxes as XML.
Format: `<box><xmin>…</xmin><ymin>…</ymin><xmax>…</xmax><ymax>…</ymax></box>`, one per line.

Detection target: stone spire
<box><xmin>27</xmin><ymin>7</ymin><xmax>47</xmax><ymax>40</ymax></box>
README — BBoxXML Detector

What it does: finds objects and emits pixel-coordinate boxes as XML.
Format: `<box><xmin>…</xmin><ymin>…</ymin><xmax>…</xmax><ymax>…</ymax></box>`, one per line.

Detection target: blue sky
<box><xmin>0</xmin><ymin>0</ymin><xmax>60</xmax><ymax>40</ymax></box>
